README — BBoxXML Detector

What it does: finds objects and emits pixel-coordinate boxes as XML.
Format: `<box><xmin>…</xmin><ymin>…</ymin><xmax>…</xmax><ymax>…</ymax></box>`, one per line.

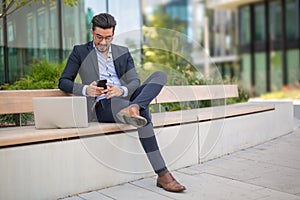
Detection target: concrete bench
<box><xmin>0</xmin><ymin>85</ymin><xmax>273</xmax><ymax>147</ymax></box>
<box><xmin>0</xmin><ymin>85</ymin><xmax>294</xmax><ymax>200</ymax></box>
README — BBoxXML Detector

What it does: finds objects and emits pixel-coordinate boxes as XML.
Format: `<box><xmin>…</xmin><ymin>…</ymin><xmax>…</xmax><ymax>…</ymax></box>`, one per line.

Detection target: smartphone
<box><xmin>97</xmin><ymin>79</ymin><xmax>107</xmax><ymax>89</ymax></box>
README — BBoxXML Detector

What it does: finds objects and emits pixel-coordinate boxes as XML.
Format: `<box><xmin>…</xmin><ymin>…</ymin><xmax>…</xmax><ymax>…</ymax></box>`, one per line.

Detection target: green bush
<box><xmin>225</xmin><ymin>86</ymin><xmax>249</xmax><ymax>105</ymax></box>
<box><xmin>1</xmin><ymin>59</ymin><xmax>65</xmax><ymax>90</ymax></box>
<box><xmin>0</xmin><ymin>60</ymin><xmax>65</xmax><ymax>127</ymax></box>
<box><xmin>0</xmin><ymin>113</ymin><xmax>34</xmax><ymax>127</ymax></box>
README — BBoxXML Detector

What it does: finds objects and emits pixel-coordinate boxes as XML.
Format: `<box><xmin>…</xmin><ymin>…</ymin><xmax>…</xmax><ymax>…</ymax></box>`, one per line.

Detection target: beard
<box><xmin>95</xmin><ymin>43</ymin><xmax>109</xmax><ymax>53</ymax></box>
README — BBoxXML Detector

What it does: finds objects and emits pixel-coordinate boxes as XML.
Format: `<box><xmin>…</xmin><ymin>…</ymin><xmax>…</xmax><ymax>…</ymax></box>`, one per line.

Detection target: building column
<box><xmin>2</xmin><ymin>0</ymin><xmax>9</xmax><ymax>83</ymax></box>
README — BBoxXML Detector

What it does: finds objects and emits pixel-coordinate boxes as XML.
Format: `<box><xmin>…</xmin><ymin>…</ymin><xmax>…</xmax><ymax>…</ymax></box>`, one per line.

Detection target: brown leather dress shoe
<box><xmin>116</xmin><ymin>104</ymin><xmax>147</xmax><ymax>127</ymax></box>
<box><xmin>157</xmin><ymin>172</ymin><xmax>186</xmax><ymax>192</ymax></box>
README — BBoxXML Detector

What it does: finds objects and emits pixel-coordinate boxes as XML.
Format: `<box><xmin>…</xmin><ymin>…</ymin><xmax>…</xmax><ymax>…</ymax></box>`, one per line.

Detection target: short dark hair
<box><xmin>92</xmin><ymin>13</ymin><xmax>117</xmax><ymax>33</ymax></box>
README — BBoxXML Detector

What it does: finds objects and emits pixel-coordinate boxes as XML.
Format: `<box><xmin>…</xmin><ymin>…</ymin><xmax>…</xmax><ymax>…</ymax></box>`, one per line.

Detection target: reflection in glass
<box><xmin>269</xmin><ymin>1</ymin><xmax>282</xmax><ymax>41</ymax></box>
<box><xmin>0</xmin><ymin>18</ymin><xmax>3</xmax><ymax>84</ymax></box>
<box><xmin>287</xmin><ymin>49</ymin><xmax>300</xmax><ymax>86</ymax></box>
<box><xmin>239</xmin><ymin>6</ymin><xmax>251</xmax><ymax>45</ymax></box>
<box><xmin>255</xmin><ymin>53</ymin><xmax>267</xmax><ymax>94</ymax></box>
<box><xmin>286</xmin><ymin>0</ymin><xmax>299</xmax><ymax>40</ymax></box>
<box><xmin>241</xmin><ymin>54</ymin><xmax>251</xmax><ymax>92</ymax></box>
<box><xmin>254</xmin><ymin>4</ymin><xmax>265</xmax><ymax>41</ymax></box>
<box><xmin>270</xmin><ymin>51</ymin><xmax>283</xmax><ymax>91</ymax></box>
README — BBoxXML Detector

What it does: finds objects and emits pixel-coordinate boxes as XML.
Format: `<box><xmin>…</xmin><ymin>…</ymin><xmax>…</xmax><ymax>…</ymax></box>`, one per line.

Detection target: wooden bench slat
<box><xmin>0</xmin><ymin>89</ymin><xmax>68</xmax><ymax>114</ymax></box>
<box><xmin>155</xmin><ymin>85</ymin><xmax>238</xmax><ymax>104</ymax></box>
<box><xmin>196</xmin><ymin>103</ymin><xmax>275</xmax><ymax>121</ymax></box>
<box><xmin>152</xmin><ymin>103</ymin><xmax>275</xmax><ymax>125</ymax></box>
<box><xmin>0</xmin><ymin>103</ymin><xmax>274</xmax><ymax>147</ymax></box>
<box><xmin>152</xmin><ymin>109</ymin><xmax>199</xmax><ymax>126</ymax></box>
<box><xmin>0</xmin><ymin>85</ymin><xmax>238</xmax><ymax>114</ymax></box>
<box><xmin>0</xmin><ymin>123</ymin><xmax>135</xmax><ymax>147</ymax></box>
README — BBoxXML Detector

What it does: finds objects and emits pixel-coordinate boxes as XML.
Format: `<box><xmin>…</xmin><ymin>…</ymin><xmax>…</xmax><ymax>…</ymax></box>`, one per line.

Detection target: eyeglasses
<box><xmin>94</xmin><ymin>34</ymin><xmax>113</xmax><ymax>42</ymax></box>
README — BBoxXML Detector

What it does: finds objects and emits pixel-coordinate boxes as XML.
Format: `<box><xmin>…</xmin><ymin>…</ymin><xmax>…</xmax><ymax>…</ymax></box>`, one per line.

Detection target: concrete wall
<box><xmin>0</xmin><ymin>124</ymin><xmax>199</xmax><ymax>200</ymax></box>
<box><xmin>199</xmin><ymin>101</ymin><xmax>294</xmax><ymax>162</ymax></box>
<box><xmin>294</xmin><ymin>101</ymin><xmax>300</xmax><ymax>119</ymax></box>
<box><xmin>0</xmin><ymin>102</ymin><xmax>293</xmax><ymax>200</ymax></box>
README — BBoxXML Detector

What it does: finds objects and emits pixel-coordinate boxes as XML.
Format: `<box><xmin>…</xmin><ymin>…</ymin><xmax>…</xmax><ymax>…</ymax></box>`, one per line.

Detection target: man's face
<box><xmin>92</xmin><ymin>27</ymin><xmax>114</xmax><ymax>53</ymax></box>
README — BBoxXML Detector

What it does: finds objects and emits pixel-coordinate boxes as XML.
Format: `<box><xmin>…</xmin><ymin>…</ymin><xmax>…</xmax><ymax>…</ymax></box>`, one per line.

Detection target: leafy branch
<box><xmin>0</xmin><ymin>0</ymin><xmax>78</xmax><ymax>18</ymax></box>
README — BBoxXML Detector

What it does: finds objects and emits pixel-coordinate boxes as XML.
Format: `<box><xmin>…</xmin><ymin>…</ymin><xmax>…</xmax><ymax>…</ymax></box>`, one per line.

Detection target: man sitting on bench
<box><xmin>58</xmin><ymin>13</ymin><xmax>186</xmax><ymax>193</ymax></box>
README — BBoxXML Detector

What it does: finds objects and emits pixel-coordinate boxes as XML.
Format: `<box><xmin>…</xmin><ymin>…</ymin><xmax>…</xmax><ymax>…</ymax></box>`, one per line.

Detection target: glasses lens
<box><xmin>105</xmin><ymin>36</ymin><xmax>112</xmax><ymax>41</ymax></box>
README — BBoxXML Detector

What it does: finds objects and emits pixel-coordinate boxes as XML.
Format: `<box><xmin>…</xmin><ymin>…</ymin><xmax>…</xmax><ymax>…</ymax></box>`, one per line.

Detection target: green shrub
<box><xmin>0</xmin><ymin>113</ymin><xmax>34</xmax><ymax>127</ymax></box>
<box><xmin>1</xmin><ymin>59</ymin><xmax>65</xmax><ymax>90</ymax></box>
<box><xmin>226</xmin><ymin>86</ymin><xmax>249</xmax><ymax>105</ymax></box>
<box><xmin>0</xmin><ymin>60</ymin><xmax>65</xmax><ymax>127</ymax></box>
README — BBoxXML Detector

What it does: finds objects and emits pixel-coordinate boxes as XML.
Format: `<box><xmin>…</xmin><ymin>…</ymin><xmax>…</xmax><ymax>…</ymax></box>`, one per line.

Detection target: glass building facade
<box><xmin>2</xmin><ymin>0</ymin><xmax>294</xmax><ymax>97</ymax></box>
<box><xmin>0</xmin><ymin>0</ymin><xmax>142</xmax><ymax>84</ymax></box>
<box><xmin>1</xmin><ymin>0</ymin><xmax>235</xmax><ymax>86</ymax></box>
<box><xmin>238</xmin><ymin>0</ymin><xmax>299</xmax><ymax>95</ymax></box>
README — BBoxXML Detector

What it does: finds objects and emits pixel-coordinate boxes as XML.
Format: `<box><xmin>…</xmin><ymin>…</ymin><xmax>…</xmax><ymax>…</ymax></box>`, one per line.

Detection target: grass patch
<box><xmin>260</xmin><ymin>87</ymin><xmax>300</xmax><ymax>100</ymax></box>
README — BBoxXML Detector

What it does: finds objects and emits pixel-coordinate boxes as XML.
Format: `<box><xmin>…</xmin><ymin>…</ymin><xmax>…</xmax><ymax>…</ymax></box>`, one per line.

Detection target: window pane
<box><xmin>254</xmin><ymin>4</ymin><xmax>266</xmax><ymax>41</ymax></box>
<box><xmin>8</xmin><ymin>48</ymin><xmax>18</xmax><ymax>82</ymax></box>
<box><xmin>223</xmin><ymin>63</ymin><xmax>232</xmax><ymax>79</ymax></box>
<box><xmin>239</xmin><ymin>6</ymin><xmax>251</xmax><ymax>45</ymax></box>
<box><xmin>0</xmin><ymin>18</ymin><xmax>4</xmax><ymax>84</ymax></box>
<box><xmin>0</xmin><ymin>47</ymin><xmax>3</xmax><ymax>84</ymax></box>
<box><xmin>270</xmin><ymin>51</ymin><xmax>283</xmax><ymax>91</ymax></box>
<box><xmin>254</xmin><ymin>53</ymin><xmax>267</xmax><ymax>94</ymax></box>
<box><xmin>62</xmin><ymin>0</ymin><xmax>107</xmax><ymax>57</ymax></box>
<box><xmin>108</xmin><ymin>0</ymin><xmax>141</xmax><ymax>35</ymax></box>
<box><xmin>62</xmin><ymin>0</ymin><xmax>88</xmax><ymax>51</ymax></box>
<box><xmin>241</xmin><ymin>54</ymin><xmax>251</xmax><ymax>92</ymax></box>
<box><xmin>269</xmin><ymin>1</ymin><xmax>282</xmax><ymax>41</ymax></box>
<box><xmin>6</xmin><ymin>3</ymin><xmax>60</xmax><ymax>82</ymax></box>
<box><xmin>108</xmin><ymin>0</ymin><xmax>142</xmax><ymax>66</ymax></box>
<box><xmin>0</xmin><ymin>19</ymin><xmax>3</xmax><ymax>46</ymax></box>
<box><xmin>83</xmin><ymin>0</ymin><xmax>107</xmax><ymax>42</ymax></box>
<box><xmin>286</xmin><ymin>0</ymin><xmax>299</xmax><ymax>40</ymax></box>
<box><xmin>287</xmin><ymin>49</ymin><xmax>300</xmax><ymax>86</ymax></box>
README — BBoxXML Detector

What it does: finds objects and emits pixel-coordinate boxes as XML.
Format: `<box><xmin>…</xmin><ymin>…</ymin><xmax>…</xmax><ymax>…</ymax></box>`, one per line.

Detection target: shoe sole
<box><xmin>116</xmin><ymin>112</ymin><xmax>147</xmax><ymax>128</ymax></box>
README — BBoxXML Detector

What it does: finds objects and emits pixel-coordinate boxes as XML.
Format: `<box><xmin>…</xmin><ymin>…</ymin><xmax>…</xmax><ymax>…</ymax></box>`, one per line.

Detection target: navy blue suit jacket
<box><xmin>58</xmin><ymin>41</ymin><xmax>140</xmax><ymax>121</ymax></box>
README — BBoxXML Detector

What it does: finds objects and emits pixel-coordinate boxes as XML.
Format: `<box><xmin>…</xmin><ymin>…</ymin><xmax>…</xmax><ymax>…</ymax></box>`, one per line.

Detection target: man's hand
<box><xmin>86</xmin><ymin>81</ymin><xmax>108</xmax><ymax>97</ymax></box>
<box><xmin>105</xmin><ymin>83</ymin><xmax>124</xmax><ymax>99</ymax></box>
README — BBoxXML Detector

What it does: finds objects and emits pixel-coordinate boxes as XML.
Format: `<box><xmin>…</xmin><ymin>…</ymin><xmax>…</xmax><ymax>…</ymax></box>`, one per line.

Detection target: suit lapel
<box><xmin>90</xmin><ymin>49</ymin><xmax>99</xmax><ymax>78</ymax></box>
<box><xmin>79</xmin><ymin>42</ymin><xmax>99</xmax><ymax>83</ymax></box>
<box><xmin>111</xmin><ymin>44</ymin><xmax>121</xmax><ymax>79</ymax></box>
<box><xmin>86</xmin><ymin>42</ymin><xmax>99</xmax><ymax>79</ymax></box>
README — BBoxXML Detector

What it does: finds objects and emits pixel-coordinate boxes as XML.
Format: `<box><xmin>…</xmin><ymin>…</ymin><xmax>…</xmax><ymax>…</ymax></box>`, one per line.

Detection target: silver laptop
<box><xmin>32</xmin><ymin>96</ymin><xmax>88</xmax><ymax>129</ymax></box>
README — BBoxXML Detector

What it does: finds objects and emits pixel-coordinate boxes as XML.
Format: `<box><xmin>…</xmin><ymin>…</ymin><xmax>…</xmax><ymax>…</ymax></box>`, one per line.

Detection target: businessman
<box><xmin>58</xmin><ymin>13</ymin><xmax>186</xmax><ymax>192</ymax></box>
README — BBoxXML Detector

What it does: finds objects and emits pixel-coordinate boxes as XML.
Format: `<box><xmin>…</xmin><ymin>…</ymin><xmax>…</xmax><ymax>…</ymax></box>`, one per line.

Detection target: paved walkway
<box><xmin>62</xmin><ymin>119</ymin><xmax>300</xmax><ymax>200</ymax></box>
